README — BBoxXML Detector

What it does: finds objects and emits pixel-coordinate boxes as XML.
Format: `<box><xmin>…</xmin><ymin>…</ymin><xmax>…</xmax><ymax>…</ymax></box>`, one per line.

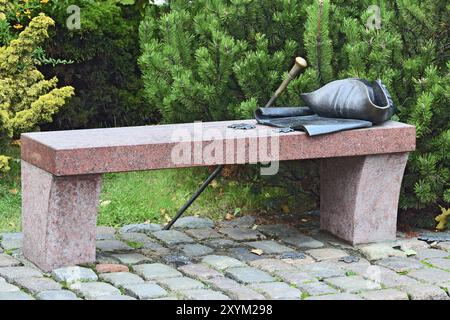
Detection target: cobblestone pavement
<box><xmin>0</xmin><ymin>213</ymin><xmax>449</xmax><ymax>300</ymax></box>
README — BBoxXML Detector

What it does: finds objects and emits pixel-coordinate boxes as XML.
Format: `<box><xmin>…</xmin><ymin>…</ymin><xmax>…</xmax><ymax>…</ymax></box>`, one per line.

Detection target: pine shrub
<box><xmin>139</xmin><ymin>0</ymin><xmax>449</xmax><ymax>214</ymax></box>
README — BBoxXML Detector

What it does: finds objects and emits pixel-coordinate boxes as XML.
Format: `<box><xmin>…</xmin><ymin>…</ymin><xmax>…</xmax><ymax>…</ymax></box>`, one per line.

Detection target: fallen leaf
<box><xmin>225</xmin><ymin>213</ymin><xmax>234</xmax><ymax>220</ymax></box>
<box><xmin>403</xmin><ymin>249</ymin><xmax>417</xmax><ymax>256</ymax></box>
<box><xmin>251</xmin><ymin>249</ymin><xmax>264</xmax><ymax>256</ymax></box>
<box><xmin>251</xmin><ymin>224</ymin><xmax>258</xmax><ymax>230</ymax></box>
<box><xmin>301</xmin><ymin>219</ymin><xmax>308</xmax><ymax>222</ymax></box>
<box><xmin>210</xmin><ymin>180</ymin><xmax>219</xmax><ymax>188</ymax></box>
<box><xmin>11</xmin><ymin>139</ymin><xmax>21</xmax><ymax>146</ymax></box>
<box><xmin>281</xmin><ymin>204</ymin><xmax>290</xmax><ymax>214</ymax></box>
<box><xmin>164</xmin><ymin>214</ymin><xmax>171</xmax><ymax>222</ymax></box>
<box><xmin>100</xmin><ymin>200</ymin><xmax>111</xmax><ymax>207</ymax></box>
<box><xmin>9</xmin><ymin>188</ymin><xmax>18</xmax><ymax>195</ymax></box>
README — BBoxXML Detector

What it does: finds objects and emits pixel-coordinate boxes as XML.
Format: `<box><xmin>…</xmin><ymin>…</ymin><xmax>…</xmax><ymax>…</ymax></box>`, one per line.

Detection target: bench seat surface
<box><xmin>21</xmin><ymin>119</ymin><xmax>415</xmax><ymax>176</ymax></box>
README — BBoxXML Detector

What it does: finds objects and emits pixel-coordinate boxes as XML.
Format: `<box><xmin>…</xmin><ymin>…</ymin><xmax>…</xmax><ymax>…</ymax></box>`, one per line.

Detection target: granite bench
<box><xmin>21</xmin><ymin>119</ymin><xmax>415</xmax><ymax>271</ymax></box>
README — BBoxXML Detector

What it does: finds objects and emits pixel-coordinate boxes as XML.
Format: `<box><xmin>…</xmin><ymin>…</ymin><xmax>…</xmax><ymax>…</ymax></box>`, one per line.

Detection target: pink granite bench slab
<box><xmin>20</xmin><ymin>119</ymin><xmax>416</xmax><ymax>271</ymax></box>
<box><xmin>21</xmin><ymin>120</ymin><xmax>415</xmax><ymax>176</ymax></box>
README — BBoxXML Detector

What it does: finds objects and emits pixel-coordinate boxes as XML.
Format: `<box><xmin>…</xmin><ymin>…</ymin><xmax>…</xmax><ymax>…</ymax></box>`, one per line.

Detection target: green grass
<box><xmin>0</xmin><ymin>145</ymin><xmax>21</xmax><ymax>232</ymax></box>
<box><xmin>0</xmin><ymin>145</ymin><xmax>294</xmax><ymax>232</ymax></box>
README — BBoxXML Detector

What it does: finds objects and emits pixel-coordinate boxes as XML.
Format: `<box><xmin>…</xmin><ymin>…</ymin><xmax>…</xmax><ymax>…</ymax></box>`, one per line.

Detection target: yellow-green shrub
<box><xmin>0</xmin><ymin>7</ymin><xmax>74</xmax><ymax>173</ymax></box>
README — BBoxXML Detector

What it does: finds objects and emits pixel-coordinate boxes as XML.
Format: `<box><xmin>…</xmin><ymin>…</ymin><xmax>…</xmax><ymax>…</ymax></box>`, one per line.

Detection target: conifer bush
<box><xmin>140</xmin><ymin>0</ymin><xmax>449</xmax><ymax>214</ymax></box>
<box><xmin>39</xmin><ymin>0</ymin><xmax>151</xmax><ymax>129</ymax></box>
<box><xmin>0</xmin><ymin>4</ymin><xmax>74</xmax><ymax>173</ymax></box>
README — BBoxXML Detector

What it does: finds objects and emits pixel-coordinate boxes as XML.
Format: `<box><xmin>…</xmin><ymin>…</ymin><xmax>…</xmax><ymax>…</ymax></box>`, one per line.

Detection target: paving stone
<box><xmin>152</xmin><ymin>230</ymin><xmax>195</xmax><ymax>245</ymax></box>
<box><xmin>0</xmin><ymin>233</ymin><xmax>23</xmax><ymax>250</ymax></box>
<box><xmin>375</xmin><ymin>257</ymin><xmax>424</xmax><ymax>273</ymax></box>
<box><xmin>119</xmin><ymin>232</ymin><xmax>152</xmax><ymax>243</ymax></box>
<box><xmin>401</xmin><ymin>284</ymin><xmax>449</xmax><ymax>300</ymax></box>
<box><xmin>173</xmin><ymin>217</ymin><xmax>214</xmax><ymax>229</ymax></box>
<box><xmin>0</xmin><ymin>254</ymin><xmax>21</xmax><ymax>267</ymax></box>
<box><xmin>218</xmin><ymin>227</ymin><xmax>265</xmax><ymax>241</ymax></box>
<box><xmin>140</xmin><ymin>241</ymin><xmax>170</xmax><ymax>255</ymax></box>
<box><xmin>206</xmin><ymin>239</ymin><xmax>238</xmax><ymax>249</ymax></box>
<box><xmin>324</xmin><ymin>276</ymin><xmax>381</xmax><ymax>293</ymax></box>
<box><xmin>244</xmin><ymin>240</ymin><xmax>294</xmax><ymax>254</ymax></box>
<box><xmin>119</xmin><ymin>223</ymin><xmax>162</xmax><ymax>234</ymax></box>
<box><xmin>296</xmin><ymin>281</ymin><xmax>338</xmax><ymax>296</ymax></box>
<box><xmin>123</xmin><ymin>282</ymin><xmax>168</xmax><ymax>299</ymax></box>
<box><xmin>219</xmin><ymin>216</ymin><xmax>256</xmax><ymax>228</ymax></box>
<box><xmin>14</xmin><ymin>277</ymin><xmax>62</xmax><ymax>293</ymax></box>
<box><xmin>427</xmin><ymin>258</ymin><xmax>450</xmax><ymax>271</ymax></box>
<box><xmin>70</xmin><ymin>281</ymin><xmax>121</xmax><ymax>300</ymax></box>
<box><xmin>354</xmin><ymin>265</ymin><xmax>420</xmax><ymax>288</ymax></box>
<box><xmin>225</xmin><ymin>267</ymin><xmax>275</xmax><ymax>284</ymax></box>
<box><xmin>96</xmin><ymin>264</ymin><xmax>129</xmax><ymax>273</ymax></box>
<box><xmin>133</xmin><ymin>263</ymin><xmax>182</xmax><ymax>280</ymax></box>
<box><xmin>178</xmin><ymin>263</ymin><xmax>224</xmax><ymax>281</ymax></box>
<box><xmin>334</xmin><ymin>257</ymin><xmax>371</xmax><ymax>271</ymax></box>
<box><xmin>180</xmin><ymin>289</ymin><xmax>230</xmax><ymax>300</ymax></box>
<box><xmin>436</xmin><ymin>242</ymin><xmax>450</xmax><ymax>252</ymax></box>
<box><xmin>226</xmin><ymin>247</ymin><xmax>267</xmax><ymax>262</ymax></box>
<box><xmin>97</xmin><ymin>226</ymin><xmax>116</xmax><ymax>234</ymax></box>
<box><xmin>202</xmin><ymin>255</ymin><xmax>246</xmax><ymax>270</ymax></box>
<box><xmin>281</xmin><ymin>254</ymin><xmax>316</xmax><ymax>267</ymax></box>
<box><xmin>185</xmin><ymin>228</ymin><xmax>222</xmax><ymax>240</ymax></box>
<box><xmin>281</xmin><ymin>235</ymin><xmax>325</xmax><ymax>249</ymax></box>
<box><xmin>0</xmin><ymin>233</ymin><xmax>22</xmax><ymax>241</ymax></box>
<box><xmin>157</xmin><ymin>277</ymin><xmax>205</xmax><ymax>291</ymax></box>
<box><xmin>205</xmin><ymin>277</ymin><xmax>265</xmax><ymax>300</ymax></box>
<box><xmin>306</xmin><ymin>248</ymin><xmax>349</xmax><ymax>261</ymax></box>
<box><xmin>51</xmin><ymin>266</ymin><xmax>98</xmax><ymax>283</ymax></box>
<box><xmin>95</xmin><ymin>252</ymin><xmax>120</xmax><ymax>264</ymax></box>
<box><xmin>96</xmin><ymin>240</ymin><xmax>133</xmax><ymax>252</ymax></box>
<box><xmin>0</xmin><ymin>266</ymin><xmax>42</xmax><ymax>281</ymax></box>
<box><xmin>96</xmin><ymin>226</ymin><xmax>116</xmax><ymax>240</ymax></box>
<box><xmin>358</xmin><ymin>243</ymin><xmax>406</xmax><ymax>261</ymax></box>
<box><xmin>274</xmin><ymin>270</ymin><xmax>317</xmax><ymax>286</ymax></box>
<box><xmin>359</xmin><ymin>289</ymin><xmax>409</xmax><ymax>300</ymax></box>
<box><xmin>179</xmin><ymin>244</ymin><xmax>214</xmax><ymax>257</ymax></box>
<box><xmin>297</xmin><ymin>262</ymin><xmax>345</xmax><ymax>280</ymax></box>
<box><xmin>0</xmin><ymin>277</ymin><xmax>20</xmax><ymax>292</ymax></box>
<box><xmin>414</xmin><ymin>248</ymin><xmax>449</xmax><ymax>260</ymax></box>
<box><xmin>306</xmin><ymin>293</ymin><xmax>363</xmax><ymax>300</ymax></box>
<box><xmin>94</xmin><ymin>295</ymin><xmax>137</xmax><ymax>300</ymax></box>
<box><xmin>111</xmin><ymin>253</ymin><xmax>152</xmax><ymax>265</ymax></box>
<box><xmin>36</xmin><ymin>290</ymin><xmax>79</xmax><ymax>300</ymax></box>
<box><xmin>407</xmin><ymin>268</ymin><xmax>450</xmax><ymax>285</ymax></box>
<box><xmin>96</xmin><ymin>233</ymin><xmax>116</xmax><ymax>240</ymax></box>
<box><xmin>395</xmin><ymin>238</ymin><xmax>429</xmax><ymax>251</ymax></box>
<box><xmin>99</xmin><ymin>272</ymin><xmax>144</xmax><ymax>287</ymax></box>
<box><xmin>0</xmin><ymin>291</ymin><xmax>34</xmax><ymax>300</ymax></box>
<box><xmin>162</xmin><ymin>254</ymin><xmax>192</xmax><ymax>267</ymax></box>
<box><xmin>248</xmin><ymin>258</ymin><xmax>298</xmax><ymax>273</ymax></box>
<box><xmin>249</xmin><ymin>282</ymin><xmax>302</xmax><ymax>300</ymax></box>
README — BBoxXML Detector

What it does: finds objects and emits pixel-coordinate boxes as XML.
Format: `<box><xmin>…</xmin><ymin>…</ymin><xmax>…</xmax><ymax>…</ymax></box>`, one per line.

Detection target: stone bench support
<box><xmin>320</xmin><ymin>153</ymin><xmax>409</xmax><ymax>245</ymax></box>
<box><xmin>21</xmin><ymin>120</ymin><xmax>415</xmax><ymax>271</ymax></box>
<box><xmin>22</xmin><ymin>161</ymin><xmax>102</xmax><ymax>270</ymax></box>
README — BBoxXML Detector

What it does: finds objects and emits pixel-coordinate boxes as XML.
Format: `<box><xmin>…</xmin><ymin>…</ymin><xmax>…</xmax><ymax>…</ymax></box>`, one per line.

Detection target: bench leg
<box><xmin>320</xmin><ymin>153</ymin><xmax>409</xmax><ymax>245</ymax></box>
<box><xmin>22</xmin><ymin>161</ymin><xmax>102</xmax><ymax>271</ymax></box>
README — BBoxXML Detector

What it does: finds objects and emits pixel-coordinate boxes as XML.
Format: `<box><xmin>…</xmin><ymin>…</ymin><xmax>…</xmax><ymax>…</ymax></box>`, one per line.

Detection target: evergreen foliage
<box><xmin>140</xmin><ymin>0</ymin><xmax>449</xmax><ymax>211</ymax></box>
<box><xmin>38</xmin><ymin>0</ymin><xmax>153</xmax><ymax>129</ymax></box>
<box><xmin>0</xmin><ymin>7</ymin><xmax>74</xmax><ymax>173</ymax></box>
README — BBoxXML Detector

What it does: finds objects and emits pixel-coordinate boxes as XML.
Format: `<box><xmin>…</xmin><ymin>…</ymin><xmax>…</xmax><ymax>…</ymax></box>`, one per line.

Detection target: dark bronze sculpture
<box><xmin>255</xmin><ymin>57</ymin><xmax>395</xmax><ymax>135</ymax></box>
